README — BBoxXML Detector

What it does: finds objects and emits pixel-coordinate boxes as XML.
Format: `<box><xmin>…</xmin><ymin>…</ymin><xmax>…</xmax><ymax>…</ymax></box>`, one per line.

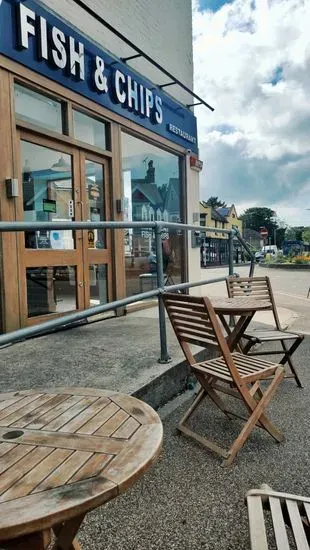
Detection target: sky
<box><xmin>193</xmin><ymin>0</ymin><xmax>310</xmax><ymax>226</ymax></box>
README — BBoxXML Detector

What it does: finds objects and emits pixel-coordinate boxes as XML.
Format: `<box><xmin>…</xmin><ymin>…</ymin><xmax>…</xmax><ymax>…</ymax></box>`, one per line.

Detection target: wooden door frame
<box><xmin>15</xmin><ymin>130</ymin><xmax>114</xmax><ymax>326</ymax></box>
<box><xmin>79</xmin><ymin>150</ymin><xmax>113</xmax><ymax>310</ymax></box>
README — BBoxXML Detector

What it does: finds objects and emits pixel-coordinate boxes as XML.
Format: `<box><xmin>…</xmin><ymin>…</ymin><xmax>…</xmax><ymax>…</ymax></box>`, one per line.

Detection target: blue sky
<box><xmin>198</xmin><ymin>0</ymin><xmax>233</xmax><ymax>13</ymax></box>
<box><xmin>193</xmin><ymin>0</ymin><xmax>310</xmax><ymax>226</ymax></box>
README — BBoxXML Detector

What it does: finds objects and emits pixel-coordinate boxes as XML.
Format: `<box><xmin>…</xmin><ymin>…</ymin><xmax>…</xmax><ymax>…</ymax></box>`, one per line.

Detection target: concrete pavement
<box><xmin>78</xmin><ymin>337</ymin><xmax>310</xmax><ymax>550</ymax></box>
<box><xmin>0</xmin><ymin>264</ymin><xmax>309</xmax><ymax>548</ymax></box>
<box><xmin>0</xmin><ymin>264</ymin><xmax>307</xmax><ymax>410</ymax></box>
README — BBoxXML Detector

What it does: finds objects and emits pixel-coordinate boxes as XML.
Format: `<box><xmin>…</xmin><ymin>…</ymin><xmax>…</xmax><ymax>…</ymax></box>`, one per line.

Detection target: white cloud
<box><xmin>193</xmin><ymin>0</ymin><xmax>310</xmax><ymax>224</ymax></box>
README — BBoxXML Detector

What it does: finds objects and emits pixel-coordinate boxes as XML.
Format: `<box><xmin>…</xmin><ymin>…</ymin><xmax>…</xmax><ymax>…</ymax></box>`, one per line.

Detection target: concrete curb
<box><xmin>132</xmin><ymin>349</ymin><xmax>214</xmax><ymax>409</ymax></box>
<box><xmin>260</xmin><ymin>263</ymin><xmax>310</xmax><ymax>270</ymax></box>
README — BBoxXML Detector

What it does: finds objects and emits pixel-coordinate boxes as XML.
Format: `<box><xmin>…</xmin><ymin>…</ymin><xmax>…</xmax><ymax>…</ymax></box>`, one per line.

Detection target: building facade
<box><xmin>0</xmin><ymin>0</ymin><xmax>202</xmax><ymax>332</ymax></box>
<box><xmin>200</xmin><ymin>203</ymin><xmax>243</xmax><ymax>238</ymax></box>
<box><xmin>200</xmin><ymin>202</ymin><xmax>244</xmax><ymax>266</ymax></box>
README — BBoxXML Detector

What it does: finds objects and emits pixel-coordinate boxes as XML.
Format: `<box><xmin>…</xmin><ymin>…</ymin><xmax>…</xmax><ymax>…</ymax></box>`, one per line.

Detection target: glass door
<box><xmin>79</xmin><ymin>152</ymin><xmax>111</xmax><ymax>311</ymax></box>
<box><xmin>17</xmin><ymin>131</ymin><xmax>111</xmax><ymax>325</ymax></box>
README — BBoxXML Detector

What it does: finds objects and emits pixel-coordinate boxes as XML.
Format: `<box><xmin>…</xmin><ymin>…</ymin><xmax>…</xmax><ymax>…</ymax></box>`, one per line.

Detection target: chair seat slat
<box><xmin>286</xmin><ymin>500</ymin><xmax>309</xmax><ymax>550</ymax></box>
<box><xmin>269</xmin><ymin>497</ymin><xmax>291</xmax><ymax>550</ymax></box>
<box><xmin>245</xmin><ymin>330</ymin><xmax>299</xmax><ymax>341</ymax></box>
<box><xmin>303</xmin><ymin>502</ymin><xmax>310</xmax><ymax>525</ymax></box>
<box><xmin>247</xmin><ymin>496</ymin><xmax>269</xmax><ymax>550</ymax></box>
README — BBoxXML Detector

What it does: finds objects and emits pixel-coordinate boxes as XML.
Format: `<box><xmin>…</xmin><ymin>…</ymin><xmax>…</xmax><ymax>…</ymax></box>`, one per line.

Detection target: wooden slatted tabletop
<box><xmin>210</xmin><ymin>296</ymin><xmax>272</xmax><ymax>314</ymax></box>
<box><xmin>0</xmin><ymin>387</ymin><xmax>163</xmax><ymax>546</ymax></box>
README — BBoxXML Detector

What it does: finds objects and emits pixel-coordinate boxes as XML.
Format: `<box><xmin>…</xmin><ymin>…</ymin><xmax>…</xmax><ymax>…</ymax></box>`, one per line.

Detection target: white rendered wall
<box><xmin>41</xmin><ymin>0</ymin><xmax>193</xmax><ymax>105</ymax></box>
<box><xmin>186</xmin><ymin>157</ymin><xmax>201</xmax><ymax>294</ymax></box>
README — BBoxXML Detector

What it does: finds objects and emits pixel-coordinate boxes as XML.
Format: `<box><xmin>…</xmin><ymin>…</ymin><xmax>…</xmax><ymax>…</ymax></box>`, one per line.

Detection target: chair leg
<box><xmin>279</xmin><ymin>338</ymin><xmax>303</xmax><ymax>388</ymax></box>
<box><xmin>222</xmin><ymin>368</ymin><xmax>285</xmax><ymax>467</ymax></box>
<box><xmin>178</xmin><ymin>381</ymin><xmax>232</xmax><ymax>460</ymax></box>
<box><xmin>243</xmin><ymin>339</ymin><xmax>257</xmax><ymax>354</ymax></box>
<box><xmin>178</xmin><ymin>387</ymin><xmax>206</xmax><ymax>426</ymax></box>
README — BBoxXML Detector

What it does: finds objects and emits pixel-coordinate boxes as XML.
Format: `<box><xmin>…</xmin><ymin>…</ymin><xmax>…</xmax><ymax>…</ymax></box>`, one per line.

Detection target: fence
<box><xmin>0</xmin><ymin>220</ymin><xmax>255</xmax><ymax>362</ymax></box>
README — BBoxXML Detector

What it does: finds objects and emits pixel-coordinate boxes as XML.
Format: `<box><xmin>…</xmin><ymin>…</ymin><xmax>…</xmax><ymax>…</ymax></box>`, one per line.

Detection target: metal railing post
<box><xmin>228</xmin><ymin>230</ymin><xmax>234</xmax><ymax>276</ymax></box>
<box><xmin>228</xmin><ymin>230</ymin><xmax>235</xmax><ymax>327</ymax></box>
<box><xmin>155</xmin><ymin>223</ymin><xmax>171</xmax><ymax>363</ymax></box>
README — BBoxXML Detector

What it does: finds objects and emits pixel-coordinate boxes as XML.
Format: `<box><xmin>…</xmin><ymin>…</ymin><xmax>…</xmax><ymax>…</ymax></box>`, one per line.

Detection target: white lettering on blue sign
<box><xmin>52</xmin><ymin>27</ymin><xmax>67</xmax><ymax>70</ymax></box>
<box><xmin>18</xmin><ymin>3</ymin><xmax>85</xmax><ymax>81</ymax></box>
<box><xmin>94</xmin><ymin>56</ymin><xmax>108</xmax><ymax>92</ymax></box>
<box><xmin>0</xmin><ymin>0</ymin><xmax>198</xmax><ymax>150</ymax></box>
<box><xmin>16</xmin><ymin>3</ymin><xmax>163</xmax><ymax>123</ymax></box>
<box><xmin>18</xmin><ymin>4</ymin><xmax>35</xmax><ymax>49</ymax></box>
<box><xmin>167</xmin><ymin>123</ymin><xmax>197</xmax><ymax>144</ymax></box>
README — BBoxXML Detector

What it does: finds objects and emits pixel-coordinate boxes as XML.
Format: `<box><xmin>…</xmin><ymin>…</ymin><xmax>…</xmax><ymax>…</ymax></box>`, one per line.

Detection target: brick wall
<box><xmin>41</xmin><ymin>0</ymin><xmax>193</xmax><ymax>104</ymax></box>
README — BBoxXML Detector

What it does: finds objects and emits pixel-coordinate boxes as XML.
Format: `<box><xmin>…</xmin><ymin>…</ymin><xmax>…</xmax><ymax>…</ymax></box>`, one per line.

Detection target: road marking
<box><xmin>275</xmin><ymin>291</ymin><xmax>310</xmax><ymax>302</ymax></box>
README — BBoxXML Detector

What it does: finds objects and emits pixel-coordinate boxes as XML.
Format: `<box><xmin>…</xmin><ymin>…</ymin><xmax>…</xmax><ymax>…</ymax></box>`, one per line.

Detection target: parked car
<box><xmin>255</xmin><ymin>245</ymin><xmax>278</xmax><ymax>262</ymax></box>
<box><xmin>262</xmin><ymin>245</ymin><xmax>278</xmax><ymax>255</ymax></box>
<box><xmin>255</xmin><ymin>250</ymin><xmax>265</xmax><ymax>262</ymax></box>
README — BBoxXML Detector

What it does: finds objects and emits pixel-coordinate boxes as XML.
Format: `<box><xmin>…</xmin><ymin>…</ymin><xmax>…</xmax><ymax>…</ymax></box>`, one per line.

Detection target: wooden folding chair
<box><xmin>226</xmin><ymin>276</ymin><xmax>304</xmax><ymax>387</ymax></box>
<box><xmin>163</xmin><ymin>293</ymin><xmax>285</xmax><ymax>467</ymax></box>
<box><xmin>246</xmin><ymin>485</ymin><xmax>310</xmax><ymax>549</ymax></box>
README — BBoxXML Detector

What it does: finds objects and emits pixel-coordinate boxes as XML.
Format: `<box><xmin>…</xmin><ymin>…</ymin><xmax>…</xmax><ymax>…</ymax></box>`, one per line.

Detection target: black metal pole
<box><xmin>228</xmin><ymin>231</ymin><xmax>234</xmax><ymax>276</ymax></box>
<box><xmin>234</xmin><ymin>230</ymin><xmax>256</xmax><ymax>277</ymax></box>
<box><xmin>155</xmin><ymin>224</ymin><xmax>171</xmax><ymax>363</ymax></box>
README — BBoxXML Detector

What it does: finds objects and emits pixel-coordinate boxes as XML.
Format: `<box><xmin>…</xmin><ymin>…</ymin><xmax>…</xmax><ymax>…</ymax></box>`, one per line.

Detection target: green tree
<box><xmin>285</xmin><ymin>227</ymin><xmax>297</xmax><ymax>240</ymax></box>
<box><xmin>240</xmin><ymin>207</ymin><xmax>286</xmax><ymax>246</ymax></box>
<box><xmin>205</xmin><ymin>196</ymin><xmax>227</xmax><ymax>208</ymax></box>
<box><xmin>301</xmin><ymin>228</ymin><xmax>310</xmax><ymax>243</ymax></box>
<box><xmin>292</xmin><ymin>226</ymin><xmax>305</xmax><ymax>240</ymax></box>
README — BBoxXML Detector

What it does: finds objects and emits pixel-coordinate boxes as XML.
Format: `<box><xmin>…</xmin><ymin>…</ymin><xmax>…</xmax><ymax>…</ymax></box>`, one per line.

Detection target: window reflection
<box><xmin>15</xmin><ymin>83</ymin><xmax>63</xmax><ymax>133</ymax></box>
<box><xmin>22</xmin><ymin>141</ymin><xmax>74</xmax><ymax>249</ymax></box>
<box><xmin>85</xmin><ymin>161</ymin><xmax>105</xmax><ymax>249</ymax></box>
<box><xmin>73</xmin><ymin>110</ymin><xmax>107</xmax><ymax>150</ymax></box>
<box><xmin>121</xmin><ymin>133</ymin><xmax>183</xmax><ymax>297</ymax></box>
<box><xmin>27</xmin><ymin>266</ymin><xmax>77</xmax><ymax>317</ymax></box>
<box><xmin>89</xmin><ymin>264</ymin><xmax>108</xmax><ymax>307</ymax></box>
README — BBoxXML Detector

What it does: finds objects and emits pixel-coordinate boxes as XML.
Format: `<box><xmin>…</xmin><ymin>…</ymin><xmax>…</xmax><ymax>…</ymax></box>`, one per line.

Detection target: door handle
<box><xmin>78</xmin><ymin>281</ymin><xmax>84</xmax><ymax>287</ymax></box>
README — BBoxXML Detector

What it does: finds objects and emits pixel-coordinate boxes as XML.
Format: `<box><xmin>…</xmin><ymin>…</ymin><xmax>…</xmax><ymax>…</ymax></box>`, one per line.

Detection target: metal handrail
<box><xmin>0</xmin><ymin>220</ymin><xmax>255</xmax><ymax>361</ymax></box>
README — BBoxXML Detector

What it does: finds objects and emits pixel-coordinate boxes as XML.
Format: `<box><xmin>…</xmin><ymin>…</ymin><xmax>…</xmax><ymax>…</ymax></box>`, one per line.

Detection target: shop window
<box><xmin>122</xmin><ymin>132</ymin><xmax>182</xmax><ymax>297</ymax></box>
<box><xmin>26</xmin><ymin>266</ymin><xmax>77</xmax><ymax>317</ymax></box>
<box><xmin>73</xmin><ymin>110</ymin><xmax>107</xmax><ymax>150</ymax></box>
<box><xmin>21</xmin><ymin>141</ymin><xmax>74</xmax><ymax>250</ymax></box>
<box><xmin>14</xmin><ymin>83</ymin><xmax>64</xmax><ymax>133</ymax></box>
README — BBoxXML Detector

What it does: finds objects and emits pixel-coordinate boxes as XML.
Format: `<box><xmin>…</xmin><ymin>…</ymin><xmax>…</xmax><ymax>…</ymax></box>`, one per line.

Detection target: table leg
<box><xmin>220</xmin><ymin>313</ymin><xmax>255</xmax><ymax>351</ymax></box>
<box><xmin>53</xmin><ymin>514</ymin><xmax>85</xmax><ymax>550</ymax></box>
<box><xmin>0</xmin><ymin>530</ymin><xmax>51</xmax><ymax>549</ymax></box>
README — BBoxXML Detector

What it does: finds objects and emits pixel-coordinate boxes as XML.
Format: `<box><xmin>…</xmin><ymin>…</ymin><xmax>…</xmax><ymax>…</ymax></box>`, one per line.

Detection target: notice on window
<box><xmin>43</xmin><ymin>199</ymin><xmax>57</xmax><ymax>213</ymax></box>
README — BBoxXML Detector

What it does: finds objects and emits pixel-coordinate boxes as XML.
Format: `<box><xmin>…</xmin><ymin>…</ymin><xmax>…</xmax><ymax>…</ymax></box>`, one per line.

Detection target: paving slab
<box><xmin>0</xmin><ymin>313</ymin><xmax>187</xmax><ymax>403</ymax></box>
<box><xmin>0</xmin><ymin>287</ymin><xmax>297</xmax><ymax>411</ymax></box>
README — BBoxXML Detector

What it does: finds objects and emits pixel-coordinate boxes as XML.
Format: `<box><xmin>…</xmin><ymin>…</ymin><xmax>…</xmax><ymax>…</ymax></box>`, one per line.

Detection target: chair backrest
<box><xmin>163</xmin><ymin>293</ymin><xmax>242</xmax><ymax>383</ymax></box>
<box><xmin>226</xmin><ymin>276</ymin><xmax>280</xmax><ymax>329</ymax></box>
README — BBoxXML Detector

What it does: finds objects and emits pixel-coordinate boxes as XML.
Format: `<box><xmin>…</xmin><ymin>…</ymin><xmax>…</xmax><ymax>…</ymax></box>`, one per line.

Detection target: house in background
<box><xmin>130</xmin><ymin>160</ymin><xmax>180</xmax><ymax>258</ymax></box>
<box><xmin>199</xmin><ymin>202</ymin><xmax>244</xmax><ymax>265</ymax></box>
<box><xmin>199</xmin><ymin>202</ymin><xmax>243</xmax><ymax>238</ymax></box>
<box><xmin>217</xmin><ymin>205</ymin><xmax>243</xmax><ymax>235</ymax></box>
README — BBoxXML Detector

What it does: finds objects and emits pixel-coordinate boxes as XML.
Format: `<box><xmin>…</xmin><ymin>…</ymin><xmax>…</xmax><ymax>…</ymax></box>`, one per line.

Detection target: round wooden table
<box><xmin>0</xmin><ymin>387</ymin><xmax>163</xmax><ymax>549</ymax></box>
<box><xmin>210</xmin><ymin>296</ymin><xmax>272</xmax><ymax>315</ymax></box>
<box><xmin>210</xmin><ymin>296</ymin><xmax>272</xmax><ymax>351</ymax></box>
